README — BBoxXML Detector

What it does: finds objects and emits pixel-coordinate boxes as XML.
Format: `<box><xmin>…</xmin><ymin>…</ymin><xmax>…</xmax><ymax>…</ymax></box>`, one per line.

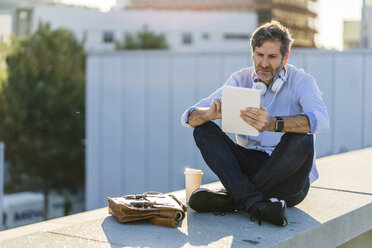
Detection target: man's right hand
<box><xmin>207</xmin><ymin>97</ymin><xmax>222</xmax><ymax>120</ymax></box>
<box><xmin>188</xmin><ymin>98</ymin><xmax>222</xmax><ymax>127</ymax></box>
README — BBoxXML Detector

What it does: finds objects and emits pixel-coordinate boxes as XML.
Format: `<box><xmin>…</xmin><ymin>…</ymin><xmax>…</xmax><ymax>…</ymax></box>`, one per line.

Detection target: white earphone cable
<box><xmin>265</xmin><ymin>91</ymin><xmax>278</xmax><ymax>110</ymax></box>
<box><xmin>245</xmin><ymin>68</ymin><xmax>287</xmax><ymax>144</ymax></box>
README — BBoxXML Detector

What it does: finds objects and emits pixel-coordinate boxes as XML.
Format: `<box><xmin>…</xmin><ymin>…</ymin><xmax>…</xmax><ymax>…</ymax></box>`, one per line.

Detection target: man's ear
<box><xmin>283</xmin><ymin>51</ymin><xmax>290</xmax><ymax>65</ymax></box>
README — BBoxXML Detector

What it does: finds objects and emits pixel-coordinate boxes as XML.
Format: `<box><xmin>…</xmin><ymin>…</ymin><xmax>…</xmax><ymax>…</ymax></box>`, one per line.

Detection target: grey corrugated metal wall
<box><xmin>85</xmin><ymin>50</ymin><xmax>372</xmax><ymax>210</ymax></box>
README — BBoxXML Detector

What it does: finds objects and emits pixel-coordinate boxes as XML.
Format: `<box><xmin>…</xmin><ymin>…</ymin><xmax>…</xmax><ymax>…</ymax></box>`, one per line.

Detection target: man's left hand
<box><xmin>240</xmin><ymin>104</ymin><xmax>275</xmax><ymax>132</ymax></box>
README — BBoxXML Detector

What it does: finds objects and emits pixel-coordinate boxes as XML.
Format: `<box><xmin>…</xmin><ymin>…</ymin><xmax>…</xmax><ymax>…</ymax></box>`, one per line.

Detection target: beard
<box><xmin>255</xmin><ymin>61</ymin><xmax>284</xmax><ymax>83</ymax></box>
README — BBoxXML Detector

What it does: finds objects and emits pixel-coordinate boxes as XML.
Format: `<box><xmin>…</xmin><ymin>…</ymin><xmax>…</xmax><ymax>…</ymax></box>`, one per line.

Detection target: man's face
<box><xmin>252</xmin><ymin>40</ymin><xmax>288</xmax><ymax>84</ymax></box>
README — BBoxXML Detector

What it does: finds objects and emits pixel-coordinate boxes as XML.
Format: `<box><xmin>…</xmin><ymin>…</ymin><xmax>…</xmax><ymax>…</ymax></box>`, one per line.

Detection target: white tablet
<box><xmin>222</xmin><ymin>86</ymin><xmax>261</xmax><ymax>136</ymax></box>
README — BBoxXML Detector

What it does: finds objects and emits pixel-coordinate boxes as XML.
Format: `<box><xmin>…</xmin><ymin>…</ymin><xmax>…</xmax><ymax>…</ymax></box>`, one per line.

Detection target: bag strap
<box><xmin>168</xmin><ymin>194</ymin><xmax>187</xmax><ymax>212</ymax></box>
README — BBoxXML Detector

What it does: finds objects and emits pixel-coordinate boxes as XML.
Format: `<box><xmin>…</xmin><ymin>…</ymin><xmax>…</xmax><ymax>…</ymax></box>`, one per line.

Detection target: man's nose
<box><xmin>261</xmin><ymin>57</ymin><xmax>269</xmax><ymax>68</ymax></box>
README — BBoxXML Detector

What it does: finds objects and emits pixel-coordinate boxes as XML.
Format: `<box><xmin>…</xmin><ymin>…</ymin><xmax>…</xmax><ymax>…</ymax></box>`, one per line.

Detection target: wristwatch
<box><xmin>275</xmin><ymin>116</ymin><xmax>284</xmax><ymax>132</ymax></box>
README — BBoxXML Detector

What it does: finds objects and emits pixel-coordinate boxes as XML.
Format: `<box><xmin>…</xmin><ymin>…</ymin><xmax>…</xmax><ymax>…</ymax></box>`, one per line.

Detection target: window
<box><xmin>202</xmin><ymin>33</ymin><xmax>209</xmax><ymax>40</ymax></box>
<box><xmin>16</xmin><ymin>9</ymin><xmax>32</xmax><ymax>36</ymax></box>
<box><xmin>182</xmin><ymin>33</ymin><xmax>192</xmax><ymax>45</ymax></box>
<box><xmin>103</xmin><ymin>31</ymin><xmax>114</xmax><ymax>43</ymax></box>
<box><xmin>18</xmin><ymin>10</ymin><xmax>29</xmax><ymax>20</ymax></box>
<box><xmin>224</xmin><ymin>34</ymin><xmax>250</xmax><ymax>40</ymax></box>
<box><xmin>82</xmin><ymin>31</ymin><xmax>87</xmax><ymax>42</ymax></box>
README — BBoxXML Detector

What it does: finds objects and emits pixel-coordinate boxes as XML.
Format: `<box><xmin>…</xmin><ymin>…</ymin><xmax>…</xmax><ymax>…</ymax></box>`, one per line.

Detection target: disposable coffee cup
<box><xmin>184</xmin><ymin>168</ymin><xmax>203</xmax><ymax>204</ymax></box>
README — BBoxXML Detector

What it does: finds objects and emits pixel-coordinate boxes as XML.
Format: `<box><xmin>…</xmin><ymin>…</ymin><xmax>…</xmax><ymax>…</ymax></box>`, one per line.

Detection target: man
<box><xmin>181</xmin><ymin>21</ymin><xmax>329</xmax><ymax>226</ymax></box>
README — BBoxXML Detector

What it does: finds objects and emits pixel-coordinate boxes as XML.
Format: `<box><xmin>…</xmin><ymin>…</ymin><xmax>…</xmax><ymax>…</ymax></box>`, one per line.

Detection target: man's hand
<box><xmin>206</xmin><ymin>97</ymin><xmax>222</xmax><ymax>120</ymax></box>
<box><xmin>240</xmin><ymin>104</ymin><xmax>275</xmax><ymax>132</ymax></box>
<box><xmin>188</xmin><ymin>97</ymin><xmax>222</xmax><ymax>127</ymax></box>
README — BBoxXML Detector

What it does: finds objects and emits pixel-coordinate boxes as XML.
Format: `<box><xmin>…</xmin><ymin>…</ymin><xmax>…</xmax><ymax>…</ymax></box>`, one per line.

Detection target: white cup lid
<box><xmin>184</xmin><ymin>168</ymin><xmax>203</xmax><ymax>175</ymax></box>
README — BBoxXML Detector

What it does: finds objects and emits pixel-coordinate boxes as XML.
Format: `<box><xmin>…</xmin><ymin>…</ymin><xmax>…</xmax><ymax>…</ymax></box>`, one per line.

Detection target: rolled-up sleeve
<box><xmin>297</xmin><ymin>76</ymin><xmax>329</xmax><ymax>134</ymax></box>
<box><xmin>181</xmin><ymin>107</ymin><xmax>197</xmax><ymax>128</ymax></box>
<box><xmin>181</xmin><ymin>71</ymin><xmax>242</xmax><ymax>128</ymax></box>
<box><xmin>180</xmin><ymin>89</ymin><xmax>222</xmax><ymax>128</ymax></box>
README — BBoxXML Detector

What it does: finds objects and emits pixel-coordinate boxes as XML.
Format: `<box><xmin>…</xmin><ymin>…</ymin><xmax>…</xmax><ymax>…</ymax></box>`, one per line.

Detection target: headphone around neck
<box><xmin>252</xmin><ymin>69</ymin><xmax>288</xmax><ymax>109</ymax></box>
<box><xmin>252</xmin><ymin>69</ymin><xmax>287</xmax><ymax>96</ymax></box>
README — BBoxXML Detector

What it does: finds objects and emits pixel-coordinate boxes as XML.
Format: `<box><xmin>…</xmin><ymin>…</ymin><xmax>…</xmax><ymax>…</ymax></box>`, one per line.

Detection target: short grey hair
<box><xmin>250</xmin><ymin>21</ymin><xmax>294</xmax><ymax>57</ymax></box>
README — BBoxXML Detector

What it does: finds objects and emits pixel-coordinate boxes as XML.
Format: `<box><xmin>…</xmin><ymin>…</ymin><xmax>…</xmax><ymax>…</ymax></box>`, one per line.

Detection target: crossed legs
<box><xmin>193</xmin><ymin>121</ymin><xmax>314</xmax><ymax>210</ymax></box>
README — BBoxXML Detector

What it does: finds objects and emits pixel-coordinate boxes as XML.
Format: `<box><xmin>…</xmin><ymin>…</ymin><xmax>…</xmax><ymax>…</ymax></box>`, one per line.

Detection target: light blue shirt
<box><xmin>181</xmin><ymin>64</ymin><xmax>329</xmax><ymax>183</ymax></box>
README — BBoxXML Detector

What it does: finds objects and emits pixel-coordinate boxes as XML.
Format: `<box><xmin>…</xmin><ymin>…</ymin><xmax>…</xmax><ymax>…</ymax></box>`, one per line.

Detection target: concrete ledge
<box><xmin>0</xmin><ymin>148</ymin><xmax>372</xmax><ymax>247</ymax></box>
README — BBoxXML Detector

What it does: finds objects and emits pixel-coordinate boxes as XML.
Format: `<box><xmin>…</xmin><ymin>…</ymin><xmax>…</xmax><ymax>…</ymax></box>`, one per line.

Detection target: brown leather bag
<box><xmin>108</xmin><ymin>192</ymin><xmax>187</xmax><ymax>228</ymax></box>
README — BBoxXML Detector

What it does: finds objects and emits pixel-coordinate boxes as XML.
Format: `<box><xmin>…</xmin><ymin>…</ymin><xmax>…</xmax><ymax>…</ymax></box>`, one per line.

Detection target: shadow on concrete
<box><xmin>101</xmin><ymin>216</ymin><xmax>189</xmax><ymax>248</ymax></box>
<box><xmin>102</xmin><ymin>206</ymin><xmax>320</xmax><ymax>248</ymax></box>
<box><xmin>186</xmin><ymin>207</ymin><xmax>321</xmax><ymax>248</ymax></box>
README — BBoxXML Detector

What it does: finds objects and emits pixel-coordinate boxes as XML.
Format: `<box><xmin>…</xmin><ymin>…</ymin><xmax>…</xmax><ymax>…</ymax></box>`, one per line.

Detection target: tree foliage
<box><xmin>0</xmin><ymin>40</ymin><xmax>11</xmax><ymax>85</ymax></box>
<box><xmin>0</xmin><ymin>22</ymin><xmax>85</xmax><ymax>217</ymax></box>
<box><xmin>115</xmin><ymin>25</ymin><xmax>169</xmax><ymax>50</ymax></box>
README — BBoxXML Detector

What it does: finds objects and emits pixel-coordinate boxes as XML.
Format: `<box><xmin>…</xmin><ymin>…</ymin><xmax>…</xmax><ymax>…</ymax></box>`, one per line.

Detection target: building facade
<box><xmin>343</xmin><ymin>21</ymin><xmax>361</xmax><ymax>50</ymax></box>
<box><xmin>0</xmin><ymin>0</ymin><xmax>79</xmax><ymax>42</ymax></box>
<box><xmin>13</xmin><ymin>5</ymin><xmax>257</xmax><ymax>52</ymax></box>
<box><xmin>124</xmin><ymin>0</ymin><xmax>319</xmax><ymax>48</ymax></box>
<box><xmin>361</xmin><ymin>0</ymin><xmax>372</xmax><ymax>48</ymax></box>
<box><xmin>0</xmin><ymin>0</ymin><xmax>57</xmax><ymax>12</ymax></box>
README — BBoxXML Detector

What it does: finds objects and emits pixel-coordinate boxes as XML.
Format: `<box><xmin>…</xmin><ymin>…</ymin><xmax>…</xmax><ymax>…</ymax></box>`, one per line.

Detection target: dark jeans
<box><xmin>193</xmin><ymin>121</ymin><xmax>314</xmax><ymax>211</ymax></box>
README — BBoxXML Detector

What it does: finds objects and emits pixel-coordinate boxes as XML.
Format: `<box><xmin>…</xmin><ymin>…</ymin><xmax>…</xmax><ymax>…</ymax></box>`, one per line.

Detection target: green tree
<box><xmin>0</xmin><ymin>40</ymin><xmax>11</xmax><ymax>85</ymax></box>
<box><xmin>0</xmin><ymin>22</ymin><xmax>85</xmax><ymax>219</ymax></box>
<box><xmin>115</xmin><ymin>25</ymin><xmax>169</xmax><ymax>50</ymax></box>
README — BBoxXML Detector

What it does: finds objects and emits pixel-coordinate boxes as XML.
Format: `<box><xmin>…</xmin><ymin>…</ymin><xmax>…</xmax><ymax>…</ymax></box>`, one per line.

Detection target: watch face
<box><xmin>276</xmin><ymin>118</ymin><xmax>284</xmax><ymax>132</ymax></box>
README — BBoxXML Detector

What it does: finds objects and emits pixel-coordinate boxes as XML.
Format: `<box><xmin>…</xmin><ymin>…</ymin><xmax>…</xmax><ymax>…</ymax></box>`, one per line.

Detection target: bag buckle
<box><xmin>124</xmin><ymin>194</ymin><xmax>146</xmax><ymax>200</ymax></box>
<box><xmin>130</xmin><ymin>200</ymin><xmax>155</xmax><ymax>208</ymax></box>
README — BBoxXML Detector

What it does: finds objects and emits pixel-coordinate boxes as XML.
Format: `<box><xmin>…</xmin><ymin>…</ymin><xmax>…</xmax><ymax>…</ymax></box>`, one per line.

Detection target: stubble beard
<box><xmin>255</xmin><ymin>61</ymin><xmax>284</xmax><ymax>84</ymax></box>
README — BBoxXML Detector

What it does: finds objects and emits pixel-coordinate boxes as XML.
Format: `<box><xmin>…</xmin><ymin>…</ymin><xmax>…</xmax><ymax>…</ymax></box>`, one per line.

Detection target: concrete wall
<box><xmin>338</xmin><ymin>229</ymin><xmax>372</xmax><ymax>248</ymax></box>
<box><xmin>85</xmin><ymin>49</ymin><xmax>372</xmax><ymax>210</ymax></box>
